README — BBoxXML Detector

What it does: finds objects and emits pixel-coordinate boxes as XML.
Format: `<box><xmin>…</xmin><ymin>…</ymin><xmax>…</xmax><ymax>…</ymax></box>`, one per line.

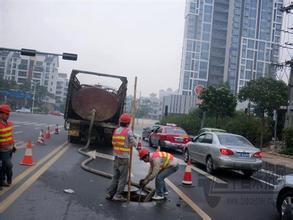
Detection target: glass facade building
<box><xmin>179</xmin><ymin>0</ymin><xmax>283</xmax><ymax>95</ymax></box>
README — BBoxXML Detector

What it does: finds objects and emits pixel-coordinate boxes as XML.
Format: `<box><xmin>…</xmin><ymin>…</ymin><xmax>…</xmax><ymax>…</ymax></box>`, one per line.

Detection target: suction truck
<box><xmin>64</xmin><ymin>69</ymin><xmax>128</xmax><ymax>146</ymax></box>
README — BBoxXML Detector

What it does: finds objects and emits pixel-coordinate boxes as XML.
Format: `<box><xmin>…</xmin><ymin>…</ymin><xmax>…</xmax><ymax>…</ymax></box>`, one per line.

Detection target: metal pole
<box><xmin>273</xmin><ymin>110</ymin><xmax>277</xmax><ymax>147</ymax></box>
<box><xmin>128</xmin><ymin>76</ymin><xmax>137</xmax><ymax>201</ymax></box>
<box><xmin>32</xmin><ymin>83</ymin><xmax>36</xmax><ymax>114</ymax></box>
<box><xmin>285</xmin><ymin>60</ymin><xmax>293</xmax><ymax>128</ymax></box>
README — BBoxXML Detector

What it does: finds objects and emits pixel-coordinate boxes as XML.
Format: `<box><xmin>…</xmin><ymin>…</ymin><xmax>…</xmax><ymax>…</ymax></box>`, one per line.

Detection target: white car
<box><xmin>275</xmin><ymin>174</ymin><xmax>293</xmax><ymax>219</ymax></box>
<box><xmin>15</xmin><ymin>107</ymin><xmax>31</xmax><ymax>113</ymax></box>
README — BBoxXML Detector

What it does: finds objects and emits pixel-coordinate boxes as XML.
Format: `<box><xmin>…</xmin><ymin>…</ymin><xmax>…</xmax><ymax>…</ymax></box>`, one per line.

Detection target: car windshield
<box><xmin>165</xmin><ymin>127</ymin><xmax>186</xmax><ymax>135</ymax></box>
<box><xmin>218</xmin><ymin>134</ymin><xmax>253</xmax><ymax>147</ymax></box>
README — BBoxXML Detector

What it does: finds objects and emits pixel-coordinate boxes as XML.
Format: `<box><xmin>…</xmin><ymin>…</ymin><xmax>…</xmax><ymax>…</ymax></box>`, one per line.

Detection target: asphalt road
<box><xmin>0</xmin><ymin>113</ymin><xmax>289</xmax><ymax>220</ymax></box>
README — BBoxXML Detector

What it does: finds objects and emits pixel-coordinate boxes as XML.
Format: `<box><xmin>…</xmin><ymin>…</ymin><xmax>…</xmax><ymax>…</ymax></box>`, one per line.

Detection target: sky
<box><xmin>0</xmin><ymin>0</ymin><xmax>186</xmax><ymax>97</ymax></box>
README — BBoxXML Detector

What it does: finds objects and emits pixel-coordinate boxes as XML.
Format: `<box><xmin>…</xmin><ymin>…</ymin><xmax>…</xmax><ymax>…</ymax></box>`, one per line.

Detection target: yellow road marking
<box><xmin>165</xmin><ymin>178</ymin><xmax>211</xmax><ymax>220</ymax></box>
<box><xmin>0</xmin><ymin>145</ymin><xmax>69</xmax><ymax>213</ymax></box>
<box><xmin>0</xmin><ymin>142</ymin><xmax>68</xmax><ymax>196</ymax></box>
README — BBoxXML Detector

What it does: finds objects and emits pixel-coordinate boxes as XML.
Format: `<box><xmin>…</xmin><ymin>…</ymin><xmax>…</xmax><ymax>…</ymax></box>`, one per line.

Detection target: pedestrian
<box><xmin>138</xmin><ymin>148</ymin><xmax>179</xmax><ymax>200</ymax></box>
<box><xmin>105</xmin><ymin>113</ymin><xmax>136</xmax><ymax>202</ymax></box>
<box><xmin>0</xmin><ymin>104</ymin><xmax>16</xmax><ymax>188</ymax></box>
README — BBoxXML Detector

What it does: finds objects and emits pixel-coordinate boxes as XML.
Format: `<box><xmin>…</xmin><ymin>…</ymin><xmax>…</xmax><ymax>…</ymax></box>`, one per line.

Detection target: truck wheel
<box><xmin>68</xmin><ymin>135</ymin><xmax>80</xmax><ymax>144</ymax></box>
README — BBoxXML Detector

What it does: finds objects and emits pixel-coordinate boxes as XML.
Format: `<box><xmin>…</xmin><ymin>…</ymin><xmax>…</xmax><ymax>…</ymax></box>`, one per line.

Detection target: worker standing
<box><xmin>0</xmin><ymin>104</ymin><xmax>15</xmax><ymax>188</ymax></box>
<box><xmin>106</xmin><ymin>113</ymin><xmax>136</xmax><ymax>202</ymax></box>
<box><xmin>138</xmin><ymin>148</ymin><xmax>179</xmax><ymax>200</ymax></box>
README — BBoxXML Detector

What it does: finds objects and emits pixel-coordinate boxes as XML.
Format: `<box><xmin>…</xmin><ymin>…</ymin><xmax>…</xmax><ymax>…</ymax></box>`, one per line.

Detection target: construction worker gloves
<box><xmin>139</xmin><ymin>179</ymin><xmax>147</xmax><ymax>189</ymax></box>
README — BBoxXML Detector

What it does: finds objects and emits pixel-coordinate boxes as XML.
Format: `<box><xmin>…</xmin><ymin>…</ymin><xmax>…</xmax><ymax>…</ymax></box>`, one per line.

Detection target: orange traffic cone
<box><xmin>45</xmin><ymin>126</ymin><xmax>50</xmax><ymax>139</ymax></box>
<box><xmin>37</xmin><ymin>129</ymin><xmax>45</xmax><ymax>144</ymax></box>
<box><xmin>136</xmin><ymin>137</ymin><xmax>142</xmax><ymax>151</ymax></box>
<box><xmin>55</xmin><ymin>124</ymin><xmax>59</xmax><ymax>134</ymax></box>
<box><xmin>20</xmin><ymin>140</ymin><xmax>35</xmax><ymax>166</ymax></box>
<box><xmin>182</xmin><ymin>159</ymin><xmax>192</xmax><ymax>185</ymax></box>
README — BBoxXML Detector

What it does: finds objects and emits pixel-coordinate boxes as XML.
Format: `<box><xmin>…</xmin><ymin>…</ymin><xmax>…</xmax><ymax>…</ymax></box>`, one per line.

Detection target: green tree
<box><xmin>199</xmin><ymin>85</ymin><xmax>237</xmax><ymax>124</ymax></box>
<box><xmin>238</xmin><ymin>77</ymin><xmax>288</xmax><ymax>147</ymax></box>
<box><xmin>17</xmin><ymin>79</ymin><xmax>32</xmax><ymax>92</ymax></box>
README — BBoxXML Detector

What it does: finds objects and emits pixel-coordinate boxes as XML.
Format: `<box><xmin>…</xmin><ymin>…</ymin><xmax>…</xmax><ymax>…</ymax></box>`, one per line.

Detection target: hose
<box><xmin>78</xmin><ymin>109</ymin><xmax>154</xmax><ymax>202</ymax></box>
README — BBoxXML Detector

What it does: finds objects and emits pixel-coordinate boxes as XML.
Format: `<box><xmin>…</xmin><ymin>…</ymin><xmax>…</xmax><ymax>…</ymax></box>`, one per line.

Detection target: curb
<box><xmin>264</xmin><ymin>151</ymin><xmax>293</xmax><ymax>160</ymax></box>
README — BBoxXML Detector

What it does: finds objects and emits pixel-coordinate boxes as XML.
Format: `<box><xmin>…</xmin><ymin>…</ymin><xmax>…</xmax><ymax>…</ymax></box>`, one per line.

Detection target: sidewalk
<box><xmin>262</xmin><ymin>149</ymin><xmax>293</xmax><ymax>170</ymax></box>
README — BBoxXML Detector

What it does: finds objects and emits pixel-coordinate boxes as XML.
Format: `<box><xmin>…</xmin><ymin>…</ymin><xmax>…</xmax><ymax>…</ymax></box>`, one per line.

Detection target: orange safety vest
<box><xmin>0</xmin><ymin>121</ymin><xmax>14</xmax><ymax>146</ymax></box>
<box><xmin>152</xmin><ymin>151</ymin><xmax>174</xmax><ymax>169</ymax></box>
<box><xmin>112</xmin><ymin>127</ymin><xmax>130</xmax><ymax>156</ymax></box>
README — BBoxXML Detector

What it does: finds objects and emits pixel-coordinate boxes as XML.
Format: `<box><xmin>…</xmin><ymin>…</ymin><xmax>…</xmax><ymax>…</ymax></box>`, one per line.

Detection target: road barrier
<box><xmin>182</xmin><ymin>159</ymin><xmax>192</xmax><ymax>185</ymax></box>
<box><xmin>20</xmin><ymin>140</ymin><xmax>35</xmax><ymax>166</ymax></box>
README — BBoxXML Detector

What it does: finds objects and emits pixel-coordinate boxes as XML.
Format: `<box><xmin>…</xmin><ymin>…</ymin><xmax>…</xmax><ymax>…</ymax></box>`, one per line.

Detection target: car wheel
<box><xmin>183</xmin><ymin>149</ymin><xmax>190</xmax><ymax>163</ymax></box>
<box><xmin>242</xmin><ymin>170</ymin><xmax>254</xmax><ymax>178</ymax></box>
<box><xmin>277</xmin><ymin>190</ymin><xmax>293</xmax><ymax>218</ymax></box>
<box><xmin>149</xmin><ymin>139</ymin><xmax>153</xmax><ymax>148</ymax></box>
<box><xmin>206</xmin><ymin>156</ymin><xmax>214</xmax><ymax>174</ymax></box>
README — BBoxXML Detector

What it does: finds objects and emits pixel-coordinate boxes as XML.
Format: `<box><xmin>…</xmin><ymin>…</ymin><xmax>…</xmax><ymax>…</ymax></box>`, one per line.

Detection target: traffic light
<box><xmin>20</xmin><ymin>48</ymin><xmax>36</xmax><ymax>56</ymax></box>
<box><xmin>62</xmin><ymin>53</ymin><xmax>78</xmax><ymax>61</ymax></box>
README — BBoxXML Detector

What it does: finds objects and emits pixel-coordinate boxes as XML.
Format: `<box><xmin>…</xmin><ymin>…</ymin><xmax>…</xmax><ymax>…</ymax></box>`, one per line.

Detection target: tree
<box><xmin>199</xmin><ymin>85</ymin><xmax>237</xmax><ymax>124</ymax></box>
<box><xmin>238</xmin><ymin>77</ymin><xmax>288</xmax><ymax>147</ymax></box>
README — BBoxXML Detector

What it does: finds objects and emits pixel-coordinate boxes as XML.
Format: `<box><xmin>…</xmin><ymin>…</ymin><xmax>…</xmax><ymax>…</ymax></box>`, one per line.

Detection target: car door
<box><xmin>189</xmin><ymin>134</ymin><xmax>206</xmax><ymax>163</ymax></box>
<box><xmin>153</xmin><ymin>127</ymin><xmax>163</xmax><ymax>146</ymax></box>
<box><xmin>196</xmin><ymin>133</ymin><xmax>214</xmax><ymax>164</ymax></box>
<box><xmin>150</xmin><ymin>127</ymin><xmax>160</xmax><ymax>146</ymax></box>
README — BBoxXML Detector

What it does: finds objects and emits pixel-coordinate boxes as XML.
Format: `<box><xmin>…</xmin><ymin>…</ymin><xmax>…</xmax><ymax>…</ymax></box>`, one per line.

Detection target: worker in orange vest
<box><xmin>138</xmin><ymin>148</ymin><xmax>179</xmax><ymax>200</ymax></box>
<box><xmin>105</xmin><ymin>113</ymin><xmax>136</xmax><ymax>202</ymax></box>
<box><xmin>0</xmin><ymin>104</ymin><xmax>16</xmax><ymax>189</ymax></box>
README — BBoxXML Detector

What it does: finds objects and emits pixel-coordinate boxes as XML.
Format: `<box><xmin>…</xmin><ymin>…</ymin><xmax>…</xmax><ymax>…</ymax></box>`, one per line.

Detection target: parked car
<box><xmin>15</xmin><ymin>107</ymin><xmax>31</xmax><ymax>113</ymax></box>
<box><xmin>275</xmin><ymin>174</ymin><xmax>293</xmax><ymax>219</ymax></box>
<box><xmin>198</xmin><ymin>127</ymin><xmax>226</xmax><ymax>134</ymax></box>
<box><xmin>142</xmin><ymin>125</ymin><xmax>160</xmax><ymax>141</ymax></box>
<box><xmin>149</xmin><ymin>125</ymin><xmax>190</xmax><ymax>153</ymax></box>
<box><xmin>183</xmin><ymin>132</ymin><xmax>262</xmax><ymax>177</ymax></box>
<box><xmin>49</xmin><ymin>111</ymin><xmax>64</xmax><ymax>116</ymax></box>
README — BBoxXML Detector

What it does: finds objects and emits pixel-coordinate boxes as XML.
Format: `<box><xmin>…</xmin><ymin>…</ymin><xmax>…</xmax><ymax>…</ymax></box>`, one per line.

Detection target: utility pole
<box><xmin>285</xmin><ymin>59</ymin><xmax>293</xmax><ymax>128</ymax></box>
<box><xmin>280</xmin><ymin>3</ymin><xmax>293</xmax><ymax>128</ymax></box>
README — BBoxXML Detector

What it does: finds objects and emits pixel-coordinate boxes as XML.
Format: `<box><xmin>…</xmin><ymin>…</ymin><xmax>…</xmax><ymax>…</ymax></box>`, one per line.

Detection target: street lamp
<box><xmin>31</xmin><ymin>82</ymin><xmax>37</xmax><ymax>114</ymax></box>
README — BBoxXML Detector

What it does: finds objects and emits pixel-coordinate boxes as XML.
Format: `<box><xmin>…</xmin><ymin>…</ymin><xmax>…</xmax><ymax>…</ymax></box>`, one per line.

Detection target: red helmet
<box><xmin>119</xmin><ymin>113</ymin><xmax>131</xmax><ymax>124</ymax></box>
<box><xmin>138</xmin><ymin>148</ymin><xmax>149</xmax><ymax>159</ymax></box>
<box><xmin>0</xmin><ymin>104</ymin><xmax>11</xmax><ymax>114</ymax></box>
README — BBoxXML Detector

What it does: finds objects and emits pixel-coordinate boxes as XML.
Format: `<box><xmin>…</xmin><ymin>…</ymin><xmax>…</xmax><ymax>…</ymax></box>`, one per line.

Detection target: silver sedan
<box><xmin>183</xmin><ymin>132</ymin><xmax>262</xmax><ymax>177</ymax></box>
<box><xmin>275</xmin><ymin>174</ymin><xmax>293</xmax><ymax>219</ymax></box>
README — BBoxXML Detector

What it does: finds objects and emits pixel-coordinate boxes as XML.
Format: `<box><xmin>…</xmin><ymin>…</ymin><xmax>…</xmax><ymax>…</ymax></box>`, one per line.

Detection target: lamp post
<box><xmin>31</xmin><ymin>82</ymin><xmax>37</xmax><ymax>114</ymax></box>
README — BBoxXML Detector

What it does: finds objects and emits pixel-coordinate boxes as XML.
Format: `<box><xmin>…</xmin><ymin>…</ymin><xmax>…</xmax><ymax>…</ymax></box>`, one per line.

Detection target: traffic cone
<box><xmin>45</xmin><ymin>126</ymin><xmax>50</xmax><ymax>139</ymax></box>
<box><xmin>136</xmin><ymin>137</ymin><xmax>142</xmax><ymax>151</ymax></box>
<box><xmin>37</xmin><ymin>129</ymin><xmax>45</xmax><ymax>144</ymax></box>
<box><xmin>182</xmin><ymin>160</ymin><xmax>192</xmax><ymax>185</ymax></box>
<box><xmin>55</xmin><ymin>124</ymin><xmax>59</xmax><ymax>134</ymax></box>
<box><xmin>20</xmin><ymin>140</ymin><xmax>35</xmax><ymax>166</ymax></box>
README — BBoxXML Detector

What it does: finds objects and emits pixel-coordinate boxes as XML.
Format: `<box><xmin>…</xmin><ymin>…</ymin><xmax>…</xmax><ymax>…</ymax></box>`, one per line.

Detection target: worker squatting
<box><xmin>106</xmin><ymin>113</ymin><xmax>179</xmax><ymax>202</ymax></box>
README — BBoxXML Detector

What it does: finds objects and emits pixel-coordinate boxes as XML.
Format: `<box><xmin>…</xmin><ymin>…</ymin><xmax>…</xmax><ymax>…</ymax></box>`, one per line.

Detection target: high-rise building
<box><xmin>0</xmin><ymin>50</ymin><xmax>60</xmax><ymax>94</ymax></box>
<box><xmin>179</xmin><ymin>0</ymin><xmax>283</xmax><ymax>95</ymax></box>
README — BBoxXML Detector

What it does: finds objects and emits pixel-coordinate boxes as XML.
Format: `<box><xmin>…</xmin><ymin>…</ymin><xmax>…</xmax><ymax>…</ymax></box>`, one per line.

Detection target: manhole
<box><xmin>121</xmin><ymin>190</ymin><xmax>154</xmax><ymax>202</ymax></box>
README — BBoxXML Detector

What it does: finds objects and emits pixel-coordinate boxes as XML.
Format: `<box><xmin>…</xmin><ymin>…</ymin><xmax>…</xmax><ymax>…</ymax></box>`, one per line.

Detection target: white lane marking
<box><xmin>176</xmin><ymin>158</ymin><xmax>227</xmax><ymax>185</ymax></box>
<box><xmin>13</xmin><ymin>125</ymin><xmax>20</xmax><ymax>128</ymax></box>
<box><xmin>259</xmin><ymin>169</ymin><xmax>282</xmax><ymax>178</ymax></box>
<box><xmin>14</xmin><ymin>131</ymin><xmax>23</xmax><ymax>135</ymax></box>
<box><xmin>21</xmin><ymin>122</ymin><xmax>36</xmax><ymax>126</ymax></box>
<box><xmin>15</xmin><ymin>141</ymin><xmax>24</xmax><ymax>147</ymax></box>
<box><xmin>251</xmin><ymin>176</ymin><xmax>276</xmax><ymax>187</ymax></box>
